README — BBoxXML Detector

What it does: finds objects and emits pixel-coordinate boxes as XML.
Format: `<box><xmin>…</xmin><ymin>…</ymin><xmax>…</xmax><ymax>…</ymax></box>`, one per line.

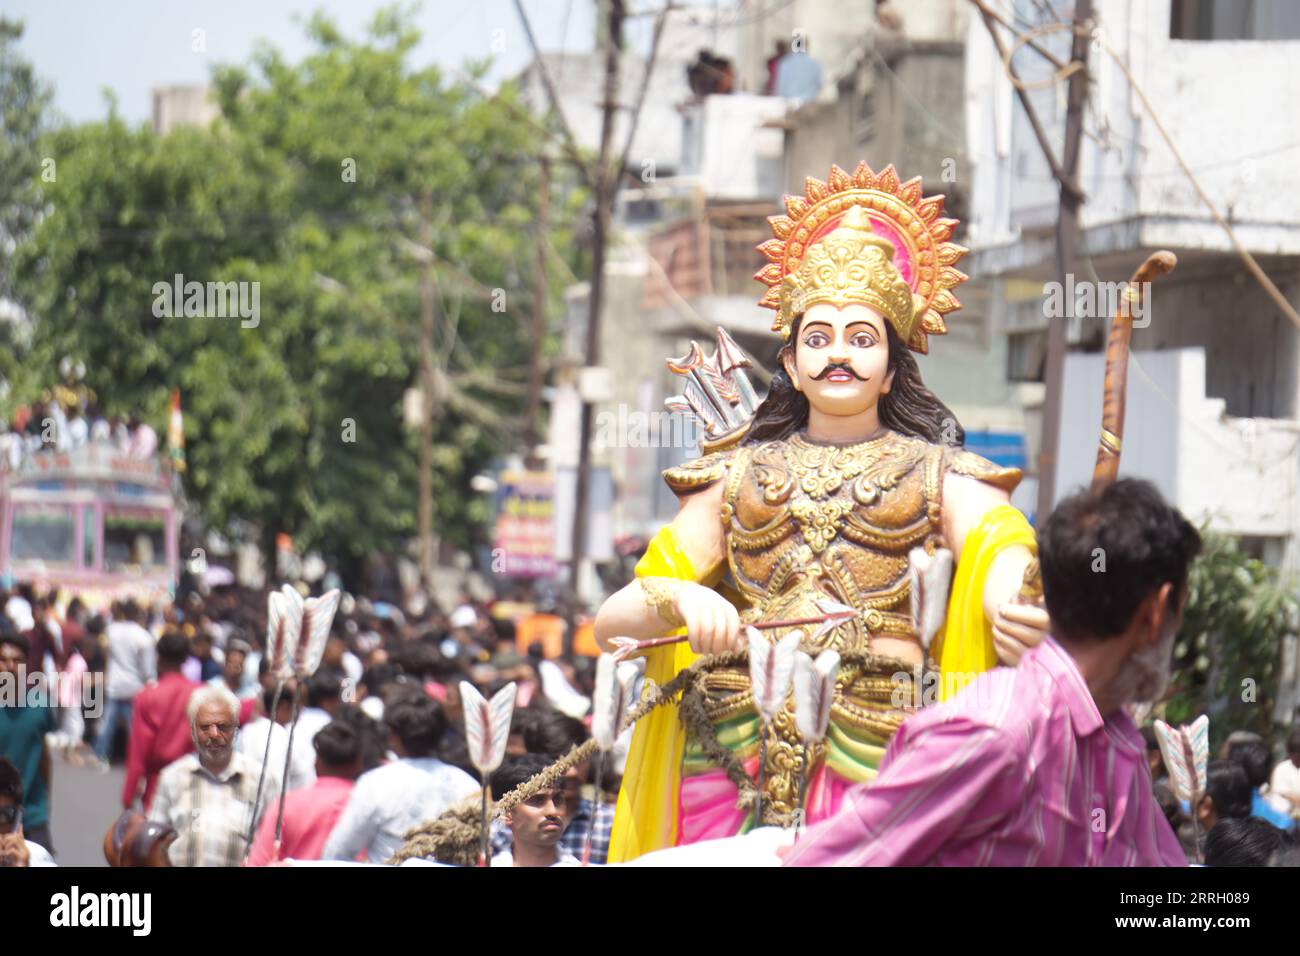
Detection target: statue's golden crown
<box><xmin>753</xmin><ymin>162</ymin><xmax>968</xmax><ymax>354</ymax></box>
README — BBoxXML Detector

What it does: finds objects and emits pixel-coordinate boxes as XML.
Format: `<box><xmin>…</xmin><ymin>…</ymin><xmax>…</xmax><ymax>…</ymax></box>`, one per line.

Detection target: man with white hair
<box><xmin>149</xmin><ymin>685</ymin><xmax>279</xmax><ymax>866</ymax></box>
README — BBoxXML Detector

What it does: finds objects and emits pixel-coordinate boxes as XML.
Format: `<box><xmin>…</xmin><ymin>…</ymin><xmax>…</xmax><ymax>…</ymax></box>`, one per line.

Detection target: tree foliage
<box><xmin>7</xmin><ymin>9</ymin><xmax>583</xmax><ymax>586</ymax></box>
<box><xmin>1166</xmin><ymin>530</ymin><xmax>1298</xmax><ymax>751</ymax></box>
<box><xmin>0</xmin><ymin>17</ymin><xmax>52</xmax><ymax>300</ymax></box>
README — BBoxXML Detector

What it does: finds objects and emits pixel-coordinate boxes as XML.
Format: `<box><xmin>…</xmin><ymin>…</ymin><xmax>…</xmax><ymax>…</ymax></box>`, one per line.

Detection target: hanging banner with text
<box><xmin>493</xmin><ymin>470</ymin><xmax>558</xmax><ymax>578</ymax></box>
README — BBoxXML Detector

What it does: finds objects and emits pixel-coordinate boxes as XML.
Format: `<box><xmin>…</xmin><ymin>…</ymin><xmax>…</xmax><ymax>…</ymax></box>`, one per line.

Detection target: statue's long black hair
<box><xmin>743</xmin><ymin>315</ymin><xmax>964</xmax><ymax>446</ymax></box>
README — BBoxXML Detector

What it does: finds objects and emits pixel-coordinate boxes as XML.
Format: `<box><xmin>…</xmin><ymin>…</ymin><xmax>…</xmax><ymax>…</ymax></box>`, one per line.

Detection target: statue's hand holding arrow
<box><xmin>609</xmin><ymin>598</ymin><xmax>858</xmax><ymax>662</ymax></box>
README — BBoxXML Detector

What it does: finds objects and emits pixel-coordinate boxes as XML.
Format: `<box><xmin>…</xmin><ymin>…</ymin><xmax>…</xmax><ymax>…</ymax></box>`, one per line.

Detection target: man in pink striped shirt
<box><xmin>247</xmin><ymin>720</ymin><xmax>361</xmax><ymax>865</ymax></box>
<box><xmin>785</xmin><ymin>479</ymin><xmax>1199</xmax><ymax>867</ymax></box>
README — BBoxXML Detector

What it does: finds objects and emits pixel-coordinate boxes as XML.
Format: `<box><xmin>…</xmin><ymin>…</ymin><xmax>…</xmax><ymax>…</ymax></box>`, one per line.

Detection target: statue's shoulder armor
<box><xmin>943</xmin><ymin>446</ymin><xmax>1022</xmax><ymax>493</ymax></box>
<box><xmin>662</xmin><ymin>448</ymin><xmax>737</xmax><ymax>496</ymax></box>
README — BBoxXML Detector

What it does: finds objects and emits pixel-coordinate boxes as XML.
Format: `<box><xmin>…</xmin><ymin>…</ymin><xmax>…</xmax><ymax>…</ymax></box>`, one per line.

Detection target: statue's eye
<box><xmin>851</xmin><ymin>332</ymin><xmax>876</xmax><ymax>348</ymax></box>
<box><xmin>803</xmin><ymin>332</ymin><xmax>829</xmax><ymax>347</ymax></box>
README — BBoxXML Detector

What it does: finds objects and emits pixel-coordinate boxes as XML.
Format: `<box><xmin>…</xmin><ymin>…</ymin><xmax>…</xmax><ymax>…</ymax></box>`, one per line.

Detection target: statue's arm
<box><xmin>594</xmin><ymin>480</ymin><xmax>732</xmax><ymax>652</ymax></box>
<box><xmin>941</xmin><ymin>471</ymin><xmax>1050</xmax><ymax>665</ymax></box>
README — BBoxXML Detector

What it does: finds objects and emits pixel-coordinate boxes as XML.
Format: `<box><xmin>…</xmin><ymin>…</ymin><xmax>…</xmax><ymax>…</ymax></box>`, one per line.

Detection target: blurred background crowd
<box><xmin>0</xmin><ymin>577</ymin><xmax>627</xmax><ymax>867</ymax></box>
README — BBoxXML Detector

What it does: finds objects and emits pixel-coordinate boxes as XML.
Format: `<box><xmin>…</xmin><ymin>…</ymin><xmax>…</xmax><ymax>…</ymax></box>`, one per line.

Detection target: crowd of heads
<box><xmin>1144</xmin><ymin>725</ymin><xmax>1300</xmax><ymax>866</ymax></box>
<box><xmin>0</xmin><ymin>574</ymin><xmax>618</xmax><ymax>862</ymax></box>
<box><xmin>1</xmin><ymin>381</ymin><xmax>160</xmax><ymax>465</ymax></box>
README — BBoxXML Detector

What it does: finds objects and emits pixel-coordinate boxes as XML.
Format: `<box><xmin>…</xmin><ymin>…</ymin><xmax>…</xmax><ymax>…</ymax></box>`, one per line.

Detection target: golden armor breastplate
<box><xmin>661</xmin><ymin>429</ymin><xmax>1020</xmax><ymax>820</ymax></box>
<box><xmin>723</xmin><ymin>430</ymin><xmax>943</xmax><ymax>650</ymax></box>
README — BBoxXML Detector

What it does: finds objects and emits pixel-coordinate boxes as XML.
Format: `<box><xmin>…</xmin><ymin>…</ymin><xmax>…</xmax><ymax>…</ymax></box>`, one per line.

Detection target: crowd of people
<box><xmin>0</xmin><ymin>382</ymin><xmax>160</xmax><ymax>469</ymax></box>
<box><xmin>1145</xmin><ymin>728</ymin><xmax>1300</xmax><ymax>866</ymax></box>
<box><xmin>0</xmin><ymin>579</ymin><xmax>625</xmax><ymax>867</ymax></box>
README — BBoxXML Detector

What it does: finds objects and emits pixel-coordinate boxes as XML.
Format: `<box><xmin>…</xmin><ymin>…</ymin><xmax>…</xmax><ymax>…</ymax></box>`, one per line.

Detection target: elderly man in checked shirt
<box><xmin>786</xmin><ymin>479</ymin><xmax>1199</xmax><ymax>867</ymax></box>
<box><xmin>150</xmin><ymin>684</ymin><xmax>279</xmax><ymax>867</ymax></box>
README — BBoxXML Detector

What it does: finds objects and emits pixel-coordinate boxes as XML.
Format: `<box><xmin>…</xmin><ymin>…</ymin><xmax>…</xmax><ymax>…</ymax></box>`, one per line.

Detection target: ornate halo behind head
<box><xmin>753</xmin><ymin>162</ymin><xmax>968</xmax><ymax>354</ymax></box>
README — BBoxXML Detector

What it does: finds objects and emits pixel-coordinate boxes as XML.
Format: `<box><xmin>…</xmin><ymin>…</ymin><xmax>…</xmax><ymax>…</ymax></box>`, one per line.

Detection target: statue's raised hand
<box><xmin>992</xmin><ymin>602</ymin><xmax>1050</xmax><ymax>666</ymax></box>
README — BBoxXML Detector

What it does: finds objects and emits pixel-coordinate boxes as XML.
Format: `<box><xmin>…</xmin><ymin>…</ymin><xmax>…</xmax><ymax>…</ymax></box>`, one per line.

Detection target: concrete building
<box><xmin>151</xmin><ymin>84</ymin><xmax>219</xmax><ymax>135</ymax></box>
<box><xmin>534</xmin><ymin>1</ymin><xmax>1019</xmax><ymax>595</ymax></box>
<box><xmin>964</xmin><ymin>0</ymin><xmax>1300</xmax><ymax>556</ymax></box>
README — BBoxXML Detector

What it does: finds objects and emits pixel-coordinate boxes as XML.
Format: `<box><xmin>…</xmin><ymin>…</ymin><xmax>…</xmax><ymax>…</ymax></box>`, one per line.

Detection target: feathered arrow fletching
<box><xmin>1153</xmin><ymin>715</ymin><xmax>1209</xmax><ymax>804</ymax></box>
<box><xmin>748</xmin><ymin>627</ymin><xmax>800</xmax><ymax>725</ymax></box>
<box><xmin>608</xmin><ymin>636</ymin><xmax>641</xmax><ymax>663</ymax></box>
<box><xmin>297</xmin><ymin>589</ymin><xmax>341</xmax><ymax>678</ymax></box>
<box><xmin>909</xmin><ymin>547</ymin><xmax>954</xmax><ymax>653</ymax></box>
<box><xmin>265</xmin><ymin>588</ymin><xmax>300</xmax><ymax>681</ymax></box>
<box><xmin>461</xmin><ymin>681</ymin><xmax>517</xmax><ymax>777</ymax></box>
<box><xmin>793</xmin><ymin>649</ymin><xmax>840</xmax><ymax>745</ymax></box>
<box><xmin>592</xmin><ymin>653</ymin><xmax>645</xmax><ymax>751</ymax></box>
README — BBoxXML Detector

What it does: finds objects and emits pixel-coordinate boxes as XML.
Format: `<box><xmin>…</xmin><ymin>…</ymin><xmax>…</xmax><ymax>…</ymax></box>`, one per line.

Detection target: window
<box><xmin>1007</xmin><ymin>330</ymin><xmax>1048</xmax><ymax>382</ymax></box>
<box><xmin>1171</xmin><ymin>0</ymin><xmax>1300</xmax><ymax>40</ymax></box>
<box><xmin>11</xmin><ymin>504</ymin><xmax>75</xmax><ymax>566</ymax></box>
<box><xmin>82</xmin><ymin>505</ymin><xmax>96</xmax><ymax>569</ymax></box>
<box><xmin>103</xmin><ymin>508</ymin><xmax>168</xmax><ymax>573</ymax></box>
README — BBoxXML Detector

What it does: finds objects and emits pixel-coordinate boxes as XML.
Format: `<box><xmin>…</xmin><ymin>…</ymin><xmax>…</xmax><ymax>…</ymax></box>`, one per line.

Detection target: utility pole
<box><xmin>524</xmin><ymin>154</ymin><xmax>549</xmax><ymax>471</ymax></box>
<box><xmin>1036</xmin><ymin>0</ymin><xmax>1093</xmax><ymax>519</ymax></box>
<box><xmin>568</xmin><ymin>0</ymin><xmax>624</xmax><ymax>598</ymax></box>
<box><xmin>419</xmin><ymin>189</ymin><xmax>437</xmax><ymax>590</ymax></box>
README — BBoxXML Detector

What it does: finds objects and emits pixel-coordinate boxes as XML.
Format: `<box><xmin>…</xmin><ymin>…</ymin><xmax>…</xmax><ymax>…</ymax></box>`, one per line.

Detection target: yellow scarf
<box><xmin>935</xmin><ymin>504</ymin><xmax>1037</xmax><ymax>700</ymax></box>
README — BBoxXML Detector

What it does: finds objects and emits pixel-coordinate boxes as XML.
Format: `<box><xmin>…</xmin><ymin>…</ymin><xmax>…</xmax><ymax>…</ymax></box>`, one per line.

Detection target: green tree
<box><xmin>8</xmin><ymin>8</ymin><xmax>581</xmax><ymax>586</ymax></box>
<box><xmin>0</xmin><ymin>18</ymin><xmax>51</xmax><ymax>294</ymax></box>
<box><xmin>1166</xmin><ymin>530</ymin><xmax>1298</xmax><ymax>752</ymax></box>
<box><xmin>0</xmin><ymin>17</ymin><xmax>54</xmax><ymax>398</ymax></box>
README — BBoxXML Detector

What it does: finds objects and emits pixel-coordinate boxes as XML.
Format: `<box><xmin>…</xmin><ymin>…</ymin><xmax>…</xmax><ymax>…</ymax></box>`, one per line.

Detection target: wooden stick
<box><xmin>479</xmin><ymin>784</ymin><xmax>490</xmax><ymax>868</ymax></box>
<box><xmin>273</xmin><ymin>681</ymin><xmax>303</xmax><ymax>850</ymax></box>
<box><xmin>246</xmin><ymin>674</ymin><xmax>285</xmax><ymax>846</ymax></box>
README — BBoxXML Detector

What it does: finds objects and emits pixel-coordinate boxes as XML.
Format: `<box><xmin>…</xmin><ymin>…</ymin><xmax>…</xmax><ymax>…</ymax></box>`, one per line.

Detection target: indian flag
<box><xmin>168</xmin><ymin>389</ymin><xmax>186</xmax><ymax>472</ymax></box>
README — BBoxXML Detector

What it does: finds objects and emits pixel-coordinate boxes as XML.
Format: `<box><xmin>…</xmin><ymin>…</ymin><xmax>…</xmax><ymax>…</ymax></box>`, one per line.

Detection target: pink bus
<box><xmin>0</xmin><ymin>442</ymin><xmax>179</xmax><ymax>605</ymax></box>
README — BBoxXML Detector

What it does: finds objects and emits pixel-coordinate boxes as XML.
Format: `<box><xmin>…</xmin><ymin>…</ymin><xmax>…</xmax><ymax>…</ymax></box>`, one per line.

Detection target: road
<box><xmin>47</xmin><ymin>758</ymin><xmax>124</xmax><ymax>866</ymax></box>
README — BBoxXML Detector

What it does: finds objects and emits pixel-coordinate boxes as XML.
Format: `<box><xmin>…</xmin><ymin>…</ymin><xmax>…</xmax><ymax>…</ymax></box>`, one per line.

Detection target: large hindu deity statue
<box><xmin>594</xmin><ymin>162</ymin><xmax>1051</xmax><ymax>861</ymax></box>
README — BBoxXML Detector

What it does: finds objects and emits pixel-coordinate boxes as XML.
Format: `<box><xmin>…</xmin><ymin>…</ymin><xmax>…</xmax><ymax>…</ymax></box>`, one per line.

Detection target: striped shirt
<box><xmin>559</xmin><ymin>797</ymin><xmax>616</xmax><ymax>864</ymax></box>
<box><xmin>785</xmin><ymin>636</ymin><xmax>1187</xmax><ymax>867</ymax></box>
<box><xmin>150</xmin><ymin>751</ymin><xmax>280</xmax><ymax>867</ymax></box>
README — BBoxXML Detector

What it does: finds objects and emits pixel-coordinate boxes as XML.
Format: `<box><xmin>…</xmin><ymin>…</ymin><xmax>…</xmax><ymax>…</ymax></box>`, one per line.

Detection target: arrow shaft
<box><xmin>619</xmin><ymin>611</ymin><xmax>855</xmax><ymax>656</ymax></box>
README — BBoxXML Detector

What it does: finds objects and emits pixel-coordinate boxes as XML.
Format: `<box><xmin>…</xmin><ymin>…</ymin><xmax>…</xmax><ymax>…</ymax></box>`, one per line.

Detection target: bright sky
<box><xmin>5</xmin><ymin>0</ymin><xmax>633</xmax><ymax>125</ymax></box>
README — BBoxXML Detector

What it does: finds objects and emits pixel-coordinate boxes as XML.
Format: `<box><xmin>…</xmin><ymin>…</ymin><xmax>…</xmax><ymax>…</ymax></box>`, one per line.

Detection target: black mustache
<box><xmin>812</xmin><ymin>362</ymin><xmax>868</xmax><ymax>381</ymax></box>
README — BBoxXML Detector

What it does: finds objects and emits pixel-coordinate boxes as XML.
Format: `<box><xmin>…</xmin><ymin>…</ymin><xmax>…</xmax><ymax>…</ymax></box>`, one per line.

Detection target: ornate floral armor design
<box><xmin>664</xmin><ymin>430</ymin><xmax>1019</xmax><ymax>817</ymax></box>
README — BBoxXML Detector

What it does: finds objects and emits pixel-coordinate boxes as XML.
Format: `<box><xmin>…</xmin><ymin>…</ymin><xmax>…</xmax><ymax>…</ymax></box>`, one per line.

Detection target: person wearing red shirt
<box><xmin>246</xmin><ymin>719</ymin><xmax>362</xmax><ymax>865</ymax></box>
<box><xmin>122</xmin><ymin>632</ymin><xmax>201</xmax><ymax>811</ymax></box>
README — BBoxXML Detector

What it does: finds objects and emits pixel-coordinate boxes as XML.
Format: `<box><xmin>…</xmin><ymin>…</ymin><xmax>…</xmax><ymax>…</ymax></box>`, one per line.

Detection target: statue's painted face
<box><xmin>783</xmin><ymin>303</ymin><xmax>893</xmax><ymax>420</ymax></box>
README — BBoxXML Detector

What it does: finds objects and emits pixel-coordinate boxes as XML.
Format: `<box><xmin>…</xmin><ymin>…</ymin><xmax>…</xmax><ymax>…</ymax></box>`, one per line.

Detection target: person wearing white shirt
<box><xmin>4</xmin><ymin>592</ymin><xmax>34</xmax><ymax>634</ymax></box>
<box><xmin>93</xmin><ymin>602</ymin><xmax>156</xmax><ymax>763</ymax></box>
<box><xmin>49</xmin><ymin>401</ymin><xmax>69</xmax><ymax>452</ymax></box>
<box><xmin>1</xmin><ymin>759</ymin><xmax>57</xmax><ymax>867</ymax></box>
<box><xmin>322</xmin><ymin>695</ymin><xmax>476</xmax><ymax>864</ymax></box>
<box><xmin>66</xmin><ymin>414</ymin><xmax>89</xmax><ymax>449</ymax></box>
<box><xmin>235</xmin><ymin>683</ymin><xmax>316</xmax><ymax>792</ymax></box>
<box><xmin>487</xmin><ymin>754</ymin><xmax>579</xmax><ymax>868</ymax></box>
<box><xmin>1271</xmin><ymin>730</ymin><xmax>1300</xmax><ymax>821</ymax></box>
<box><xmin>295</xmin><ymin>671</ymin><xmax>345</xmax><ymax>750</ymax></box>
<box><xmin>320</xmin><ymin>635</ymin><xmax>362</xmax><ymax>686</ymax></box>
<box><xmin>128</xmin><ymin>418</ymin><xmax>157</xmax><ymax>459</ymax></box>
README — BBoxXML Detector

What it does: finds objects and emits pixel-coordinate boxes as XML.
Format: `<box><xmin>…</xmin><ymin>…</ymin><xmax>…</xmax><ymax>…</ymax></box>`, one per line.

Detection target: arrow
<box><xmin>608</xmin><ymin>599</ymin><xmax>856</xmax><ymax>661</ymax></box>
